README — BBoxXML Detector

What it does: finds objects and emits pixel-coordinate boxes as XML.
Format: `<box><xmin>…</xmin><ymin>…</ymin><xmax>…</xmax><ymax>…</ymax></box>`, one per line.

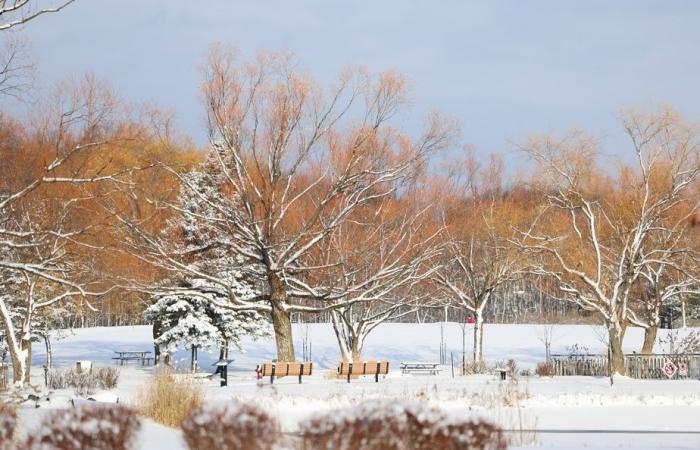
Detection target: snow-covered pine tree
<box><xmin>140</xmin><ymin>149</ymin><xmax>271</xmax><ymax>372</ymax></box>
<box><xmin>144</xmin><ymin>280</ymin><xmax>270</xmax><ymax>372</ymax></box>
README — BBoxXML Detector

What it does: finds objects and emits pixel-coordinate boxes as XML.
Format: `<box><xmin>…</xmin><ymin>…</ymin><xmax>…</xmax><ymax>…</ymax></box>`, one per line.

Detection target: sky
<box><xmin>5</xmin><ymin>0</ymin><xmax>700</xmax><ymax>164</ymax></box>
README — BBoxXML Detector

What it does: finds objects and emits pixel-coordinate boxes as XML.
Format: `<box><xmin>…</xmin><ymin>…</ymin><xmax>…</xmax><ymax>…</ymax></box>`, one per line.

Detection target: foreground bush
<box><xmin>299</xmin><ymin>400</ymin><xmax>506</xmax><ymax>450</ymax></box>
<box><xmin>24</xmin><ymin>404</ymin><xmax>140</xmax><ymax>450</ymax></box>
<box><xmin>0</xmin><ymin>402</ymin><xmax>17</xmax><ymax>450</ymax></box>
<box><xmin>181</xmin><ymin>401</ymin><xmax>281</xmax><ymax>450</ymax></box>
<box><xmin>138</xmin><ymin>369</ymin><xmax>203</xmax><ymax>428</ymax></box>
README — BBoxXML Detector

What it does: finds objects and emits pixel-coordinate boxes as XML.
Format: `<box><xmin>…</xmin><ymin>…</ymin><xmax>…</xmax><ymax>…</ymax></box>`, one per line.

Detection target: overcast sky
<box><xmin>8</xmin><ymin>0</ymin><xmax>700</xmax><ymax>162</ymax></box>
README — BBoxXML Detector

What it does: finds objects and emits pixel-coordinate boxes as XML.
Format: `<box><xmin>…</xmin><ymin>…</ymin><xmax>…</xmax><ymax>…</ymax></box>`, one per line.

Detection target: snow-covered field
<box><xmin>9</xmin><ymin>323</ymin><xmax>700</xmax><ymax>449</ymax></box>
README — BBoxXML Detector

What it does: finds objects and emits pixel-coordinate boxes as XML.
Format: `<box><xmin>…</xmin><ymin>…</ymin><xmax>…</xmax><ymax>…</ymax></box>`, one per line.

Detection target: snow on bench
<box><xmin>400</xmin><ymin>362</ymin><xmax>442</xmax><ymax>375</ymax></box>
<box><xmin>337</xmin><ymin>361</ymin><xmax>389</xmax><ymax>383</ymax></box>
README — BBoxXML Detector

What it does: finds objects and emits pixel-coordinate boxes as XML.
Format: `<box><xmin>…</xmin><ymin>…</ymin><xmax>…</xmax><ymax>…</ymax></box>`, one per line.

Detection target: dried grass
<box><xmin>137</xmin><ymin>368</ymin><xmax>203</xmax><ymax>428</ymax></box>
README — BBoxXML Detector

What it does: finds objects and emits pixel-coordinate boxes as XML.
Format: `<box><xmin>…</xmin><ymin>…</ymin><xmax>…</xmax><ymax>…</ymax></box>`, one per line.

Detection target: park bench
<box><xmin>338</xmin><ymin>361</ymin><xmax>389</xmax><ymax>383</ymax></box>
<box><xmin>260</xmin><ymin>362</ymin><xmax>313</xmax><ymax>384</ymax></box>
<box><xmin>495</xmin><ymin>368</ymin><xmax>508</xmax><ymax>381</ymax></box>
<box><xmin>400</xmin><ymin>362</ymin><xmax>441</xmax><ymax>376</ymax></box>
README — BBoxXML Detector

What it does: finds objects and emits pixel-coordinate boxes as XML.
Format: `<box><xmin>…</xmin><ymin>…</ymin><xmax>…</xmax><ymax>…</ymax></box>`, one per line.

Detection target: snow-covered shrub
<box><xmin>47</xmin><ymin>367</ymin><xmax>120</xmax><ymax>393</ymax></box>
<box><xmin>299</xmin><ymin>400</ymin><xmax>506</xmax><ymax>450</ymax></box>
<box><xmin>535</xmin><ymin>361</ymin><xmax>555</xmax><ymax>377</ymax></box>
<box><xmin>24</xmin><ymin>404</ymin><xmax>140</xmax><ymax>450</ymax></box>
<box><xmin>47</xmin><ymin>369</ymin><xmax>68</xmax><ymax>390</ymax></box>
<box><xmin>463</xmin><ymin>361</ymin><xmax>487</xmax><ymax>375</ymax></box>
<box><xmin>181</xmin><ymin>401</ymin><xmax>281</xmax><ymax>450</ymax></box>
<box><xmin>138</xmin><ymin>368</ymin><xmax>202</xmax><ymax>428</ymax></box>
<box><xmin>65</xmin><ymin>370</ymin><xmax>99</xmax><ymax>397</ymax></box>
<box><xmin>94</xmin><ymin>367</ymin><xmax>120</xmax><ymax>389</ymax></box>
<box><xmin>0</xmin><ymin>402</ymin><xmax>17</xmax><ymax>450</ymax></box>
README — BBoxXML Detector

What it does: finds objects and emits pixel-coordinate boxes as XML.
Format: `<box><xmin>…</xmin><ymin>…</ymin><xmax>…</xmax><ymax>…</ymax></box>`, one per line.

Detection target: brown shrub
<box><xmin>0</xmin><ymin>402</ymin><xmax>17</xmax><ymax>450</ymax></box>
<box><xmin>137</xmin><ymin>368</ymin><xmax>203</xmax><ymax>428</ymax></box>
<box><xmin>24</xmin><ymin>404</ymin><xmax>140</xmax><ymax>450</ymax></box>
<box><xmin>94</xmin><ymin>367</ymin><xmax>120</xmax><ymax>389</ymax></box>
<box><xmin>535</xmin><ymin>362</ymin><xmax>555</xmax><ymax>377</ymax></box>
<box><xmin>299</xmin><ymin>400</ymin><xmax>506</xmax><ymax>450</ymax></box>
<box><xmin>181</xmin><ymin>401</ymin><xmax>281</xmax><ymax>450</ymax></box>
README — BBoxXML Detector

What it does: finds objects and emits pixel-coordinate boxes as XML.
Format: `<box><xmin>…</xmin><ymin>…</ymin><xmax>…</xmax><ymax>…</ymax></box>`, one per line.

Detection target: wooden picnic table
<box><xmin>112</xmin><ymin>350</ymin><xmax>154</xmax><ymax>366</ymax></box>
<box><xmin>400</xmin><ymin>362</ymin><xmax>442</xmax><ymax>375</ymax></box>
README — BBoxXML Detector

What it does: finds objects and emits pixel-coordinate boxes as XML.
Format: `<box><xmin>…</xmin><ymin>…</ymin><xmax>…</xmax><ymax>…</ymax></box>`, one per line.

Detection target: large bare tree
<box><xmin>516</xmin><ymin>108</ymin><xmax>700</xmax><ymax>374</ymax></box>
<box><xmin>119</xmin><ymin>46</ymin><xmax>456</xmax><ymax>361</ymax></box>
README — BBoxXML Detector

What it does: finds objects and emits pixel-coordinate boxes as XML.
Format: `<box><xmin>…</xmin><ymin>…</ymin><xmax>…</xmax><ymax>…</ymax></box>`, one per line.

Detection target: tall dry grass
<box><xmin>137</xmin><ymin>369</ymin><xmax>203</xmax><ymax>428</ymax></box>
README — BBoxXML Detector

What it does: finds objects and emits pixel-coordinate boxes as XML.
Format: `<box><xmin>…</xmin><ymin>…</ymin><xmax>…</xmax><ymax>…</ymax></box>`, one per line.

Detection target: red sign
<box><xmin>662</xmin><ymin>360</ymin><xmax>678</xmax><ymax>379</ymax></box>
<box><xmin>678</xmin><ymin>362</ymin><xmax>688</xmax><ymax>377</ymax></box>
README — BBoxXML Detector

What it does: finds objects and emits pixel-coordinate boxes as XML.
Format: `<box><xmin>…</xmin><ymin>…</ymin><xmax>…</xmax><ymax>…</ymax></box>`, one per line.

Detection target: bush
<box><xmin>24</xmin><ymin>404</ymin><xmax>140</xmax><ymax>450</ymax></box>
<box><xmin>138</xmin><ymin>369</ymin><xmax>203</xmax><ymax>428</ymax></box>
<box><xmin>299</xmin><ymin>400</ymin><xmax>506</xmax><ymax>450</ymax></box>
<box><xmin>181</xmin><ymin>401</ymin><xmax>281</xmax><ymax>450</ymax></box>
<box><xmin>506</xmin><ymin>359</ymin><xmax>518</xmax><ymax>380</ymax></box>
<box><xmin>47</xmin><ymin>367</ymin><xmax>120</xmax><ymax>395</ymax></box>
<box><xmin>535</xmin><ymin>362</ymin><xmax>555</xmax><ymax>377</ymax></box>
<box><xmin>94</xmin><ymin>367</ymin><xmax>120</xmax><ymax>389</ymax></box>
<box><xmin>0</xmin><ymin>403</ymin><xmax>17</xmax><ymax>450</ymax></box>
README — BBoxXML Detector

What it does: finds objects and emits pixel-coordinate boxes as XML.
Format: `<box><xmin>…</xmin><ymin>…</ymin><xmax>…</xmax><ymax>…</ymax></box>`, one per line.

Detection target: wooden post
<box><xmin>299</xmin><ymin>363</ymin><xmax>304</xmax><ymax>384</ymax></box>
<box><xmin>347</xmin><ymin>362</ymin><xmax>353</xmax><ymax>383</ymax></box>
<box><xmin>375</xmin><ymin>363</ymin><xmax>380</xmax><ymax>383</ymax></box>
<box><xmin>270</xmin><ymin>364</ymin><xmax>276</xmax><ymax>384</ymax></box>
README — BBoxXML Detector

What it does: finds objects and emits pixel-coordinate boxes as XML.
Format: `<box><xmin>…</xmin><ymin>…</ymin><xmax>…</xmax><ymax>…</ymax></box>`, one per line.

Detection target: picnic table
<box><xmin>112</xmin><ymin>351</ymin><xmax>154</xmax><ymax>366</ymax></box>
<box><xmin>400</xmin><ymin>362</ymin><xmax>442</xmax><ymax>375</ymax></box>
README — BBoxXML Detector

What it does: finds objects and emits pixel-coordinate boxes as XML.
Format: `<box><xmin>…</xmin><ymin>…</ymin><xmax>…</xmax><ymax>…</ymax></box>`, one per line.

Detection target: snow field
<box><xmin>11</xmin><ymin>322</ymin><xmax>700</xmax><ymax>449</ymax></box>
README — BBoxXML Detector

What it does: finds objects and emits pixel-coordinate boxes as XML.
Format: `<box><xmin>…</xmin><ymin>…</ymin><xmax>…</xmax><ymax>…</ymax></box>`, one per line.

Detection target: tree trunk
<box><xmin>641</xmin><ymin>325</ymin><xmax>657</xmax><ymax>354</ymax></box>
<box><xmin>190</xmin><ymin>346</ymin><xmax>198</xmax><ymax>373</ymax></box>
<box><xmin>269</xmin><ymin>273</ymin><xmax>295</xmax><ymax>362</ymax></box>
<box><xmin>153</xmin><ymin>319</ymin><xmax>162</xmax><ymax>364</ymax></box>
<box><xmin>608</xmin><ymin>323</ymin><xmax>625</xmax><ymax>375</ymax></box>
<box><xmin>350</xmin><ymin>336</ymin><xmax>363</xmax><ymax>361</ymax></box>
<box><xmin>473</xmin><ymin>312</ymin><xmax>484</xmax><ymax>365</ymax></box>
<box><xmin>331</xmin><ymin>312</ymin><xmax>352</xmax><ymax>362</ymax></box>
<box><xmin>44</xmin><ymin>335</ymin><xmax>53</xmax><ymax>369</ymax></box>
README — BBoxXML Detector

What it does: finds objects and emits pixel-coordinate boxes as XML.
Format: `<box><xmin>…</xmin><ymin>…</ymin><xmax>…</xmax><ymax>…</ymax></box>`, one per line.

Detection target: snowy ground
<box><xmin>8</xmin><ymin>323</ymin><xmax>700</xmax><ymax>449</ymax></box>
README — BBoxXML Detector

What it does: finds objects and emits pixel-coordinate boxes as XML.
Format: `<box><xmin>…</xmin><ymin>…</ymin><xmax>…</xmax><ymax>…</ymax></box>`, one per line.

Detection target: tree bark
<box><xmin>44</xmin><ymin>335</ymin><xmax>52</xmax><ymax>369</ymax></box>
<box><xmin>269</xmin><ymin>274</ymin><xmax>295</xmax><ymax>362</ymax></box>
<box><xmin>190</xmin><ymin>346</ymin><xmax>198</xmax><ymax>373</ymax></box>
<box><xmin>641</xmin><ymin>325</ymin><xmax>657</xmax><ymax>354</ymax></box>
<box><xmin>473</xmin><ymin>312</ymin><xmax>484</xmax><ymax>365</ymax></box>
<box><xmin>608</xmin><ymin>322</ymin><xmax>625</xmax><ymax>375</ymax></box>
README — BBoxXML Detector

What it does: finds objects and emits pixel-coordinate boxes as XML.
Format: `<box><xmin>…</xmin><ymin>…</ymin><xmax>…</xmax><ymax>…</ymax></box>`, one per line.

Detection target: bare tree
<box><xmin>0</xmin><ymin>35</ymin><xmax>33</xmax><ymax>99</ymax></box>
<box><xmin>516</xmin><ymin>108</ymin><xmax>700</xmax><ymax>374</ymax></box>
<box><xmin>324</xmin><ymin>204</ymin><xmax>441</xmax><ymax>361</ymax></box>
<box><xmin>119</xmin><ymin>46</ymin><xmax>456</xmax><ymax>361</ymax></box>
<box><xmin>433</xmin><ymin>153</ymin><xmax>528</xmax><ymax>365</ymax></box>
<box><xmin>0</xmin><ymin>77</ymin><xmax>134</xmax><ymax>385</ymax></box>
<box><xmin>0</xmin><ymin>0</ymin><xmax>74</xmax><ymax>31</ymax></box>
